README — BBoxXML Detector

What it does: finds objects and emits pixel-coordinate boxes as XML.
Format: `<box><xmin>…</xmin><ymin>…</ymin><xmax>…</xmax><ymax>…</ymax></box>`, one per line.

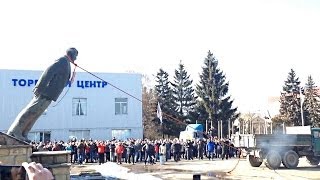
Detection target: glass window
<box><xmin>111</xmin><ymin>129</ymin><xmax>131</xmax><ymax>140</ymax></box>
<box><xmin>115</xmin><ymin>98</ymin><xmax>128</xmax><ymax>115</ymax></box>
<box><xmin>314</xmin><ymin>131</ymin><xmax>319</xmax><ymax>138</ymax></box>
<box><xmin>27</xmin><ymin>131</ymin><xmax>51</xmax><ymax>142</ymax></box>
<box><xmin>69</xmin><ymin>130</ymin><xmax>90</xmax><ymax>140</ymax></box>
<box><xmin>72</xmin><ymin>98</ymin><xmax>87</xmax><ymax>116</ymax></box>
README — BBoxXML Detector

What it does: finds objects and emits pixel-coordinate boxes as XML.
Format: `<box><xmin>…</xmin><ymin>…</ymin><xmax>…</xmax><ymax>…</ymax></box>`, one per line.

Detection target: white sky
<box><xmin>1</xmin><ymin>0</ymin><xmax>320</xmax><ymax>116</ymax></box>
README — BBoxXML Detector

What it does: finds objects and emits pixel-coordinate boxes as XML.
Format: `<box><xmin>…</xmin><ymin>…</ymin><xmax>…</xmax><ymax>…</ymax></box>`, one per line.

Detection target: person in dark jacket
<box><xmin>222</xmin><ymin>140</ymin><xmax>230</xmax><ymax>160</ymax></box>
<box><xmin>7</xmin><ymin>48</ymin><xmax>78</xmax><ymax>142</ymax></box>
<box><xmin>197</xmin><ymin>140</ymin><xmax>204</xmax><ymax>160</ymax></box>
<box><xmin>143</xmin><ymin>141</ymin><xmax>155</xmax><ymax>165</ymax></box>
<box><xmin>109</xmin><ymin>142</ymin><xmax>116</xmax><ymax>162</ymax></box>
<box><xmin>171</xmin><ymin>140</ymin><xmax>181</xmax><ymax>162</ymax></box>
<box><xmin>127</xmin><ymin>141</ymin><xmax>135</xmax><ymax>164</ymax></box>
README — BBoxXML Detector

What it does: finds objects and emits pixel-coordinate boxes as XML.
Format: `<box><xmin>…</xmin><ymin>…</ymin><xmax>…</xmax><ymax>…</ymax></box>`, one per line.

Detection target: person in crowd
<box><xmin>127</xmin><ymin>141</ymin><xmax>135</xmax><ymax>164</ymax></box>
<box><xmin>192</xmin><ymin>140</ymin><xmax>198</xmax><ymax>158</ymax></box>
<box><xmin>88</xmin><ymin>140</ymin><xmax>96</xmax><ymax>163</ymax></box>
<box><xmin>186</xmin><ymin>140</ymin><xmax>193</xmax><ymax>160</ymax></box>
<box><xmin>109</xmin><ymin>141</ymin><xmax>116</xmax><ymax>162</ymax></box>
<box><xmin>115</xmin><ymin>142</ymin><xmax>124</xmax><ymax>164</ymax></box>
<box><xmin>134</xmin><ymin>140</ymin><xmax>142</xmax><ymax>163</ymax></box>
<box><xmin>229</xmin><ymin>142</ymin><xmax>235</xmax><ymax>158</ymax></box>
<box><xmin>197</xmin><ymin>139</ymin><xmax>204</xmax><ymax>160</ymax></box>
<box><xmin>143</xmin><ymin>140</ymin><xmax>155</xmax><ymax>165</ymax></box>
<box><xmin>70</xmin><ymin>141</ymin><xmax>78</xmax><ymax>164</ymax></box>
<box><xmin>221</xmin><ymin>139</ymin><xmax>230</xmax><ymax>160</ymax></box>
<box><xmin>77</xmin><ymin>139</ymin><xmax>86</xmax><ymax>164</ymax></box>
<box><xmin>52</xmin><ymin>142</ymin><xmax>61</xmax><ymax>151</ymax></box>
<box><xmin>171</xmin><ymin>140</ymin><xmax>180</xmax><ymax>162</ymax></box>
<box><xmin>97</xmin><ymin>141</ymin><xmax>105</xmax><ymax>165</ymax></box>
<box><xmin>159</xmin><ymin>141</ymin><xmax>167</xmax><ymax>162</ymax></box>
<box><xmin>105</xmin><ymin>141</ymin><xmax>110</xmax><ymax>162</ymax></box>
<box><xmin>122</xmin><ymin>142</ymin><xmax>128</xmax><ymax>163</ymax></box>
<box><xmin>154</xmin><ymin>140</ymin><xmax>160</xmax><ymax>162</ymax></box>
<box><xmin>216</xmin><ymin>141</ymin><xmax>222</xmax><ymax>158</ymax></box>
<box><xmin>206</xmin><ymin>138</ymin><xmax>215</xmax><ymax>161</ymax></box>
<box><xmin>165</xmin><ymin>140</ymin><xmax>172</xmax><ymax>161</ymax></box>
<box><xmin>84</xmin><ymin>142</ymin><xmax>90</xmax><ymax>163</ymax></box>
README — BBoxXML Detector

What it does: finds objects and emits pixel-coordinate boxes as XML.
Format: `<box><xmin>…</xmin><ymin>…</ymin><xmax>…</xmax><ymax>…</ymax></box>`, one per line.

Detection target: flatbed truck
<box><xmin>247</xmin><ymin>126</ymin><xmax>320</xmax><ymax>169</ymax></box>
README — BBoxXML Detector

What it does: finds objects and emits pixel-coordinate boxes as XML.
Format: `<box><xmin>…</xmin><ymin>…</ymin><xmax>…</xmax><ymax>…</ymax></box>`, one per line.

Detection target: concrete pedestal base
<box><xmin>0</xmin><ymin>132</ymin><xmax>32</xmax><ymax>165</ymax></box>
<box><xmin>31</xmin><ymin>151</ymin><xmax>71</xmax><ymax>180</ymax></box>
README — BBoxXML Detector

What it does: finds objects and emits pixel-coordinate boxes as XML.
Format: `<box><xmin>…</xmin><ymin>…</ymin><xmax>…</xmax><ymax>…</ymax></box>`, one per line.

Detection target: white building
<box><xmin>0</xmin><ymin>69</ymin><xmax>143</xmax><ymax>142</ymax></box>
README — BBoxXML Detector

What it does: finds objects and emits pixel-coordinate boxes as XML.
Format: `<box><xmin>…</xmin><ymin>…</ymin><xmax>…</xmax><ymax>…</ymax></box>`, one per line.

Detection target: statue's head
<box><xmin>66</xmin><ymin>48</ymin><xmax>78</xmax><ymax>61</ymax></box>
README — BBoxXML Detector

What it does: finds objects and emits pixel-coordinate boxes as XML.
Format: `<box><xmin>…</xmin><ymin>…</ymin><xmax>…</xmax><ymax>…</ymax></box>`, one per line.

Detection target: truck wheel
<box><xmin>306</xmin><ymin>156</ymin><xmax>320</xmax><ymax>166</ymax></box>
<box><xmin>282</xmin><ymin>150</ymin><xmax>299</xmax><ymax>169</ymax></box>
<box><xmin>248</xmin><ymin>155</ymin><xmax>262</xmax><ymax>167</ymax></box>
<box><xmin>265</xmin><ymin>151</ymin><xmax>281</xmax><ymax>169</ymax></box>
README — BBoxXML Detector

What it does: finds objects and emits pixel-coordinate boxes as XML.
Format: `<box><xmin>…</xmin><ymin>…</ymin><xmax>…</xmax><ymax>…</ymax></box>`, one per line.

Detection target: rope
<box><xmin>51</xmin><ymin>63</ymin><xmax>77</xmax><ymax>107</ymax></box>
<box><xmin>64</xmin><ymin>63</ymin><xmax>234</xmax><ymax>147</ymax></box>
<box><xmin>76</xmin><ymin>65</ymin><xmax>142</xmax><ymax>103</ymax></box>
<box><xmin>73</xmin><ymin>63</ymin><xmax>193</xmax><ymax>128</ymax></box>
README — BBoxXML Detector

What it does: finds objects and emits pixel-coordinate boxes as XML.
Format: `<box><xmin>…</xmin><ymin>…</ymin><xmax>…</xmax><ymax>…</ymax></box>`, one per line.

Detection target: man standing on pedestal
<box><xmin>7</xmin><ymin>48</ymin><xmax>78</xmax><ymax>142</ymax></box>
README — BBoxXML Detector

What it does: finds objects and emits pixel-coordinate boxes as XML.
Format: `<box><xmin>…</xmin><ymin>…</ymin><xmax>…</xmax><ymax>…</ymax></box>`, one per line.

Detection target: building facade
<box><xmin>0</xmin><ymin>69</ymin><xmax>143</xmax><ymax>142</ymax></box>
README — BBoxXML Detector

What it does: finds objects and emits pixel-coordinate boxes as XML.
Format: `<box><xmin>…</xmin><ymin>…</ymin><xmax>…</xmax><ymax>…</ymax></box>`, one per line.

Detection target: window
<box><xmin>69</xmin><ymin>130</ymin><xmax>90</xmax><ymax>140</ymax></box>
<box><xmin>111</xmin><ymin>129</ymin><xmax>131</xmax><ymax>140</ymax></box>
<box><xmin>72</xmin><ymin>98</ymin><xmax>87</xmax><ymax>116</ymax></box>
<box><xmin>28</xmin><ymin>131</ymin><xmax>51</xmax><ymax>142</ymax></box>
<box><xmin>115</xmin><ymin>98</ymin><xmax>128</xmax><ymax>115</ymax></box>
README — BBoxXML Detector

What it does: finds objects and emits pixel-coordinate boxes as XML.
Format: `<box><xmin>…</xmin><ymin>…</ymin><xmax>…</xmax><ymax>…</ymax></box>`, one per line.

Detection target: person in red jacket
<box><xmin>115</xmin><ymin>142</ymin><xmax>124</xmax><ymax>164</ymax></box>
<box><xmin>97</xmin><ymin>141</ymin><xmax>106</xmax><ymax>165</ymax></box>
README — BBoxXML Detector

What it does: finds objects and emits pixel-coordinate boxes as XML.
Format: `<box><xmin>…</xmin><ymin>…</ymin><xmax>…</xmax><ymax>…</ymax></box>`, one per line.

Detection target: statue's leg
<box><xmin>22</xmin><ymin>97</ymin><xmax>52</xmax><ymax>138</ymax></box>
<box><xmin>7</xmin><ymin>95</ymin><xmax>51</xmax><ymax>141</ymax></box>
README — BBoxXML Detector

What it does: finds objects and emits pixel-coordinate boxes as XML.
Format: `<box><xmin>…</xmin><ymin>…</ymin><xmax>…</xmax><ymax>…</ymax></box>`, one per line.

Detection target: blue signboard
<box><xmin>11</xmin><ymin>79</ymin><xmax>108</xmax><ymax>88</ymax></box>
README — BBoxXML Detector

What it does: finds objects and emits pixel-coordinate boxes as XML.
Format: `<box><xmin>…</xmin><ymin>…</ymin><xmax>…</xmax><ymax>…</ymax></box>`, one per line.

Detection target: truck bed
<box><xmin>254</xmin><ymin>134</ymin><xmax>312</xmax><ymax>148</ymax></box>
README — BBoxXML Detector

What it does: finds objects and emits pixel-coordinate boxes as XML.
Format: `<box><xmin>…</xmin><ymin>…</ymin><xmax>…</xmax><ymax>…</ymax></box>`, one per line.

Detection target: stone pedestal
<box><xmin>31</xmin><ymin>151</ymin><xmax>71</xmax><ymax>180</ymax></box>
<box><xmin>0</xmin><ymin>132</ymin><xmax>71</xmax><ymax>180</ymax></box>
<box><xmin>0</xmin><ymin>132</ymin><xmax>32</xmax><ymax>165</ymax></box>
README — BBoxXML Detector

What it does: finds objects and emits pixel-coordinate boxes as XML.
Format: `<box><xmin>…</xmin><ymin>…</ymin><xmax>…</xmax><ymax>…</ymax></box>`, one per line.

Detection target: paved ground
<box><xmin>70</xmin><ymin>157</ymin><xmax>320</xmax><ymax>180</ymax></box>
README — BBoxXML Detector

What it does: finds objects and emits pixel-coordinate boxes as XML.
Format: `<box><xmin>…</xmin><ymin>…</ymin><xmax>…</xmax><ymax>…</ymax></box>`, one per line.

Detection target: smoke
<box><xmin>255</xmin><ymin>134</ymin><xmax>299</xmax><ymax>153</ymax></box>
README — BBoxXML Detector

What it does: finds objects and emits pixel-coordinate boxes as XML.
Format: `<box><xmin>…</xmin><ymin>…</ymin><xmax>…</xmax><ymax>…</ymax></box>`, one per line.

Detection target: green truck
<box><xmin>248</xmin><ymin>126</ymin><xmax>320</xmax><ymax>169</ymax></box>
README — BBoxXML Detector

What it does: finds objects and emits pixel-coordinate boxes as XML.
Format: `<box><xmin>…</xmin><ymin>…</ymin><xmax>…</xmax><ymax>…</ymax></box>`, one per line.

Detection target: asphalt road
<box><xmin>71</xmin><ymin>157</ymin><xmax>320</xmax><ymax>180</ymax></box>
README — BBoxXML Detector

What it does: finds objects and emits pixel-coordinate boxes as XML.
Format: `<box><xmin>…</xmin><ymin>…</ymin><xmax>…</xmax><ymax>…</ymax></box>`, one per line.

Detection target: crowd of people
<box><xmin>29</xmin><ymin>137</ymin><xmax>240</xmax><ymax>166</ymax></box>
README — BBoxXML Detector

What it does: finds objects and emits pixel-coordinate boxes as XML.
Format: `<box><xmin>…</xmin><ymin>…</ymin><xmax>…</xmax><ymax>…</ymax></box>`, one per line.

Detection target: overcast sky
<box><xmin>1</xmin><ymin>0</ymin><xmax>320</xmax><ymax>116</ymax></box>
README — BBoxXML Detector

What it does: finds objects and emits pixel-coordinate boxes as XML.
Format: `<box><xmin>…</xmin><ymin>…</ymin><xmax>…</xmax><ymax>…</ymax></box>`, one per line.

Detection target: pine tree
<box><xmin>195</xmin><ymin>51</ymin><xmax>239</xmax><ymax>137</ymax></box>
<box><xmin>279</xmin><ymin>69</ymin><xmax>302</xmax><ymax>126</ymax></box>
<box><xmin>154</xmin><ymin>68</ymin><xmax>181</xmax><ymax>137</ymax></box>
<box><xmin>304</xmin><ymin>75</ymin><xmax>320</xmax><ymax>127</ymax></box>
<box><xmin>171</xmin><ymin>60</ymin><xmax>197</xmax><ymax>123</ymax></box>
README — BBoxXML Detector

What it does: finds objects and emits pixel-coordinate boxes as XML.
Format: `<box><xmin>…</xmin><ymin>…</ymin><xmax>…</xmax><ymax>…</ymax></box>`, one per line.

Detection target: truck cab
<box><xmin>311</xmin><ymin>128</ymin><xmax>320</xmax><ymax>156</ymax></box>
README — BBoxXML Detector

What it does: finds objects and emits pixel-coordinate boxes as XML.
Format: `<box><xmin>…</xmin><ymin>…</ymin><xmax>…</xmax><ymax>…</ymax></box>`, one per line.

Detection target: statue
<box><xmin>7</xmin><ymin>48</ymin><xmax>78</xmax><ymax>142</ymax></box>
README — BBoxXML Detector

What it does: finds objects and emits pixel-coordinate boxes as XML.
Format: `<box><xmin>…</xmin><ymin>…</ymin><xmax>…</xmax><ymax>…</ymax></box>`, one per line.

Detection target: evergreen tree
<box><xmin>171</xmin><ymin>60</ymin><xmax>197</xmax><ymax>123</ymax></box>
<box><xmin>195</xmin><ymin>50</ymin><xmax>239</xmax><ymax>137</ymax></box>
<box><xmin>154</xmin><ymin>68</ymin><xmax>181</xmax><ymax>137</ymax></box>
<box><xmin>304</xmin><ymin>75</ymin><xmax>320</xmax><ymax>127</ymax></box>
<box><xmin>279</xmin><ymin>69</ymin><xmax>302</xmax><ymax>126</ymax></box>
